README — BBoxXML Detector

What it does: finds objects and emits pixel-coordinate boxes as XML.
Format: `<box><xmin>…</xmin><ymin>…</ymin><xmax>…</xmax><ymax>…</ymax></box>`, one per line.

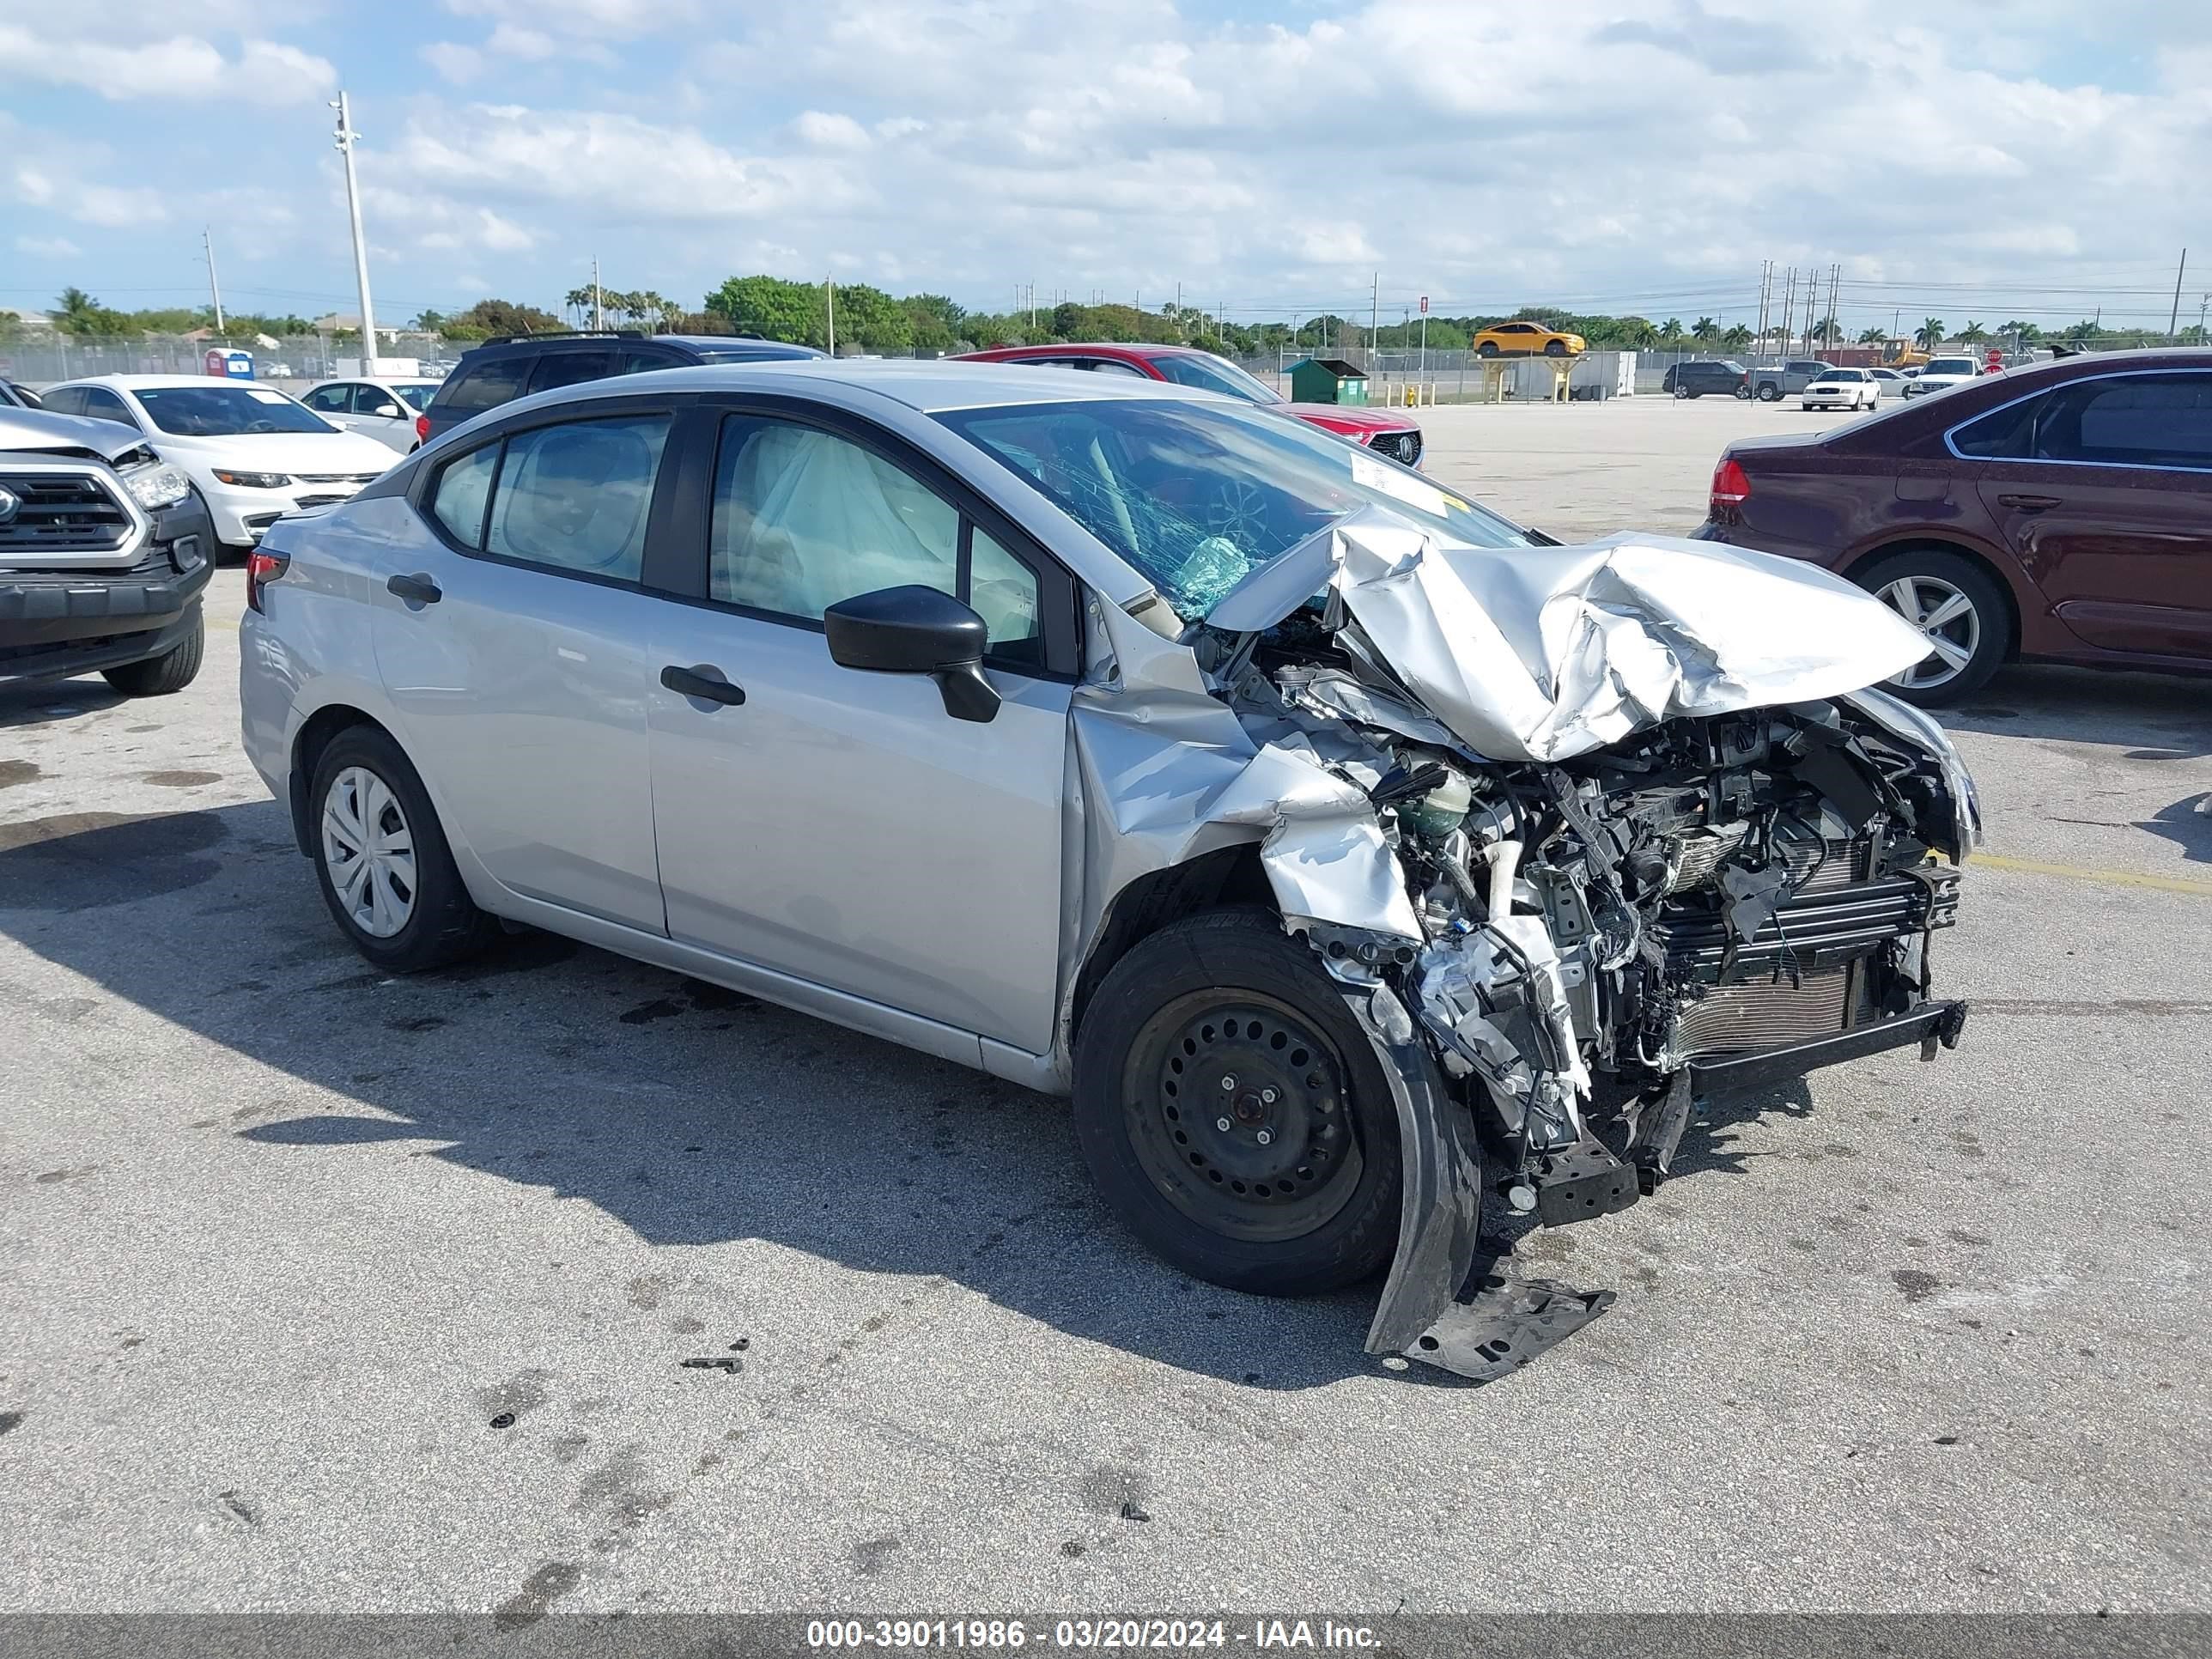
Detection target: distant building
<box><xmin>0</xmin><ymin>307</ymin><xmax>57</xmax><ymax>334</ymax></box>
<box><xmin>313</xmin><ymin>313</ymin><xmax>398</xmax><ymax>343</ymax></box>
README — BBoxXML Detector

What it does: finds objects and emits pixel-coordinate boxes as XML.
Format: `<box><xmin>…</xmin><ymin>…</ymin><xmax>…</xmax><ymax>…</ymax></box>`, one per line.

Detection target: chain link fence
<box><xmin>1</xmin><ymin>334</ymin><xmax>456</xmax><ymax>387</ymax></box>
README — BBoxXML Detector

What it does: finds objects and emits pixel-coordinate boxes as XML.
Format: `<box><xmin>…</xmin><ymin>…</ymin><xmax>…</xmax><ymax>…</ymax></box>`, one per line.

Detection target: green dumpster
<box><xmin>1287</xmin><ymin>356</ymin><xmax>1369</xmax><ymax>405</ymax></box>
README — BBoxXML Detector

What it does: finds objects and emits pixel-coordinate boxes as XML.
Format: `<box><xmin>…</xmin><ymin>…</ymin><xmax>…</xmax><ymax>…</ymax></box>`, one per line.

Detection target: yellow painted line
<box><xmin>1970</xmin><ymin>852</ymin><xmax>2212</xmax><ymax>898</ymax></box>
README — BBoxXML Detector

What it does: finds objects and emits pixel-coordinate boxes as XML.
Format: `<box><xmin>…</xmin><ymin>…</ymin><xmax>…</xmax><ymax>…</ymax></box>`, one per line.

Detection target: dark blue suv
<box><xmin>419</xmin><ymin>331</ymin><xmax>826</xmax><ymax>445</ymax></box>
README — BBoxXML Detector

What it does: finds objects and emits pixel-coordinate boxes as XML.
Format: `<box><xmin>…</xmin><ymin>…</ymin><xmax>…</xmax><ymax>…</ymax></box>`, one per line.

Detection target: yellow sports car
<box><xmin>1472</xmin><ymin>320</ymin><xmax>1585</xmax><ymax>358</ymax></box>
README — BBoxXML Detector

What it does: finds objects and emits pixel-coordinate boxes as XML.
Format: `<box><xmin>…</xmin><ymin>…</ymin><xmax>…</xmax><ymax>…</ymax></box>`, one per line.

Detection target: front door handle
<box><xmin>660</xmin><ymin>664</ymin><xmax>746</xmax><ymax>707</ymax></box>
<box><xmin>1996</xmin><ymin>493</ymin><xmax>2063</xmax><ymax>511</ymax></box>
<box><xmin>386</xmin><ymin>573</ymin><xmax>441</xmax><ymax>605</ymax></box>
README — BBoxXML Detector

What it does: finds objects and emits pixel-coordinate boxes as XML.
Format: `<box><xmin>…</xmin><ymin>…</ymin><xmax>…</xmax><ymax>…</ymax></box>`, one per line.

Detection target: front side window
<box><xmin>483</xmin><ymin>416</ymin><xmax>670</xmax><ymax>580</ymax></box>
<box><xmin>135</xmin><ymin>385</ymin><xmax>332</xmax><ymax>436</ymax></box>
<box><xmin>428</xmin><ymin>444</ymin><xmax>500</xmax><ymax>548</ymax></box>
<box><xmin>82</xmin><ymin>388</ymin><xmax>139</xmax><ymax>427</ymax></box>
<box><xmin>303</xmin><ymin>384</ymin><xmax>353</xmax><ymax>413</ymax></box>
<box><xmin>708</xmin><ymin>416</ymin><xmax>1041</xmax><ymax>657</ymax></box>
<box><xmin>939</xmin><ymin>396</ymin><xmax>1530</xmax><ymax>621</ymax></box>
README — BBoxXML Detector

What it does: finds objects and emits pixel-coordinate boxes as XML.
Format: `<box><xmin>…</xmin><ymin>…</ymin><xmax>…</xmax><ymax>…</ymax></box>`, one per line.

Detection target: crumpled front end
<box><xmin>1105</xmin><ymin>513</ymin><xmax>1980</xmax><ymax>1380</ymax></box>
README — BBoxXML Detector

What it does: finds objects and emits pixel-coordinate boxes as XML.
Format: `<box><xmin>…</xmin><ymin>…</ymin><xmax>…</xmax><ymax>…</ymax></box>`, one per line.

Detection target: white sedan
<box><xmin>1801</xmin><ymin>367</ymin><xmax>1880</xmax><ymax>411</ymax></box>
<box><xmin>37</xmin><ymin>374</ymin><xmax>398</xmax><ymax>554</ymax></box>
<box><xmin>301</xmin><ymin>376</ymin><xmax>446</xmax><ymax>453</ymax></box>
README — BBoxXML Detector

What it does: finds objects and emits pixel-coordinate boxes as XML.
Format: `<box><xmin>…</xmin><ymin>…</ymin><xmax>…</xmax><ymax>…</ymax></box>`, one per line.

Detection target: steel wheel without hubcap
<box><xmin>1123</xmin><ymin>992</ymin><xmax>1363</xmax><ymax>1244</ymax></box>
<box><xmin>1877</xmin><ymin>574</ymin><xmax>1981</xmax><ymax>692</ymax></box>
<box><xmin>320</xmin><ymin>765</ymin><xmax>417</xmax><ymax>938</ymax></box>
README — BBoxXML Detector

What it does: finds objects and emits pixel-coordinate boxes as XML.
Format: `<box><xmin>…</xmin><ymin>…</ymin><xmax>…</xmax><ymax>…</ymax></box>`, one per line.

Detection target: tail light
<box><xmin>246</xmin><ymin>549</ymin><xmax>289</xmax><ymax>613</ymax></box>
<box><xmin>1710</xmin><ymin>456</ymin><xmax>1753</xmax><ymax>512</ymax></box>
<box><xmin>415</xmin><ymin>412</ymin><xmax>431</xmax><ymax>444</ymax></box>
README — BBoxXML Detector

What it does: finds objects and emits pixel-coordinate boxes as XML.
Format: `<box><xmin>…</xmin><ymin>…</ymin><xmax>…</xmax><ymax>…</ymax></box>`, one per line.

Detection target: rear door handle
<box><xmin>386</xmin><ymin>573</ymin><xmax>441</xmax><ymax>605</ymax></box>
<box><xmin>1996</xmin><ymin>494</ymin><xmax>2063</xmax><ymax>511</ymax></box>
<box><xmin>660</xmin><ymin>664</ymin><xmax>746</xmax><ymax>707</ymax></box>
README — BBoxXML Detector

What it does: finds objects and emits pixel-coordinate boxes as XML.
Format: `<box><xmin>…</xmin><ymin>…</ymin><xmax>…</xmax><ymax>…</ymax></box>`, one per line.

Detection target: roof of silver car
<box><xmin>612</xmin><ymin>358</ymin><xmax>1227</xmax><ymax>415</ymax></box>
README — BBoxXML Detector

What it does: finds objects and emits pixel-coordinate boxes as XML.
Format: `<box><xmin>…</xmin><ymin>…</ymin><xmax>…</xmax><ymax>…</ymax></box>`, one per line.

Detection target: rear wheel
<box><xmin>1759</xmin><ymin>383</ymin><xmax>1780</xmax><ymax>401</ymax></box>
<box><xmin>1734</xmin><ymin>383</ymin><xmax>1753</xmax><ymax>399</ymax></box>
<box><xmin>1672</xmin><ymin>383</ymin><xmax>1691</xmax><ymax>399</ymax></box>
<box><xmin>101</xmin><ymin>616</ymin><xmax>204</xmax><ymax>696</ymax></box>
<box><xmin>309</xmin><ymin>724</ymin><xmax>496</xmax><ymax>972</ymax></box>
<box><xmin>1856</xmin><ymin>548</ymin><xmax>2011</xmax><ymax>704</ymax></box>
<box><xmin>1073</xmin><ymin>910</ymin><xmax>1402</xmax><ymax>1296</ymax></box>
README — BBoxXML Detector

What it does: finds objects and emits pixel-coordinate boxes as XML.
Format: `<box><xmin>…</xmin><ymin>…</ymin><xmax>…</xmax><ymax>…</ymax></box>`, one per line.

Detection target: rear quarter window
<box><xmin>434</xmin><ymin>359</ymin><xmax>524</xmax><ymax>415</ymax></box>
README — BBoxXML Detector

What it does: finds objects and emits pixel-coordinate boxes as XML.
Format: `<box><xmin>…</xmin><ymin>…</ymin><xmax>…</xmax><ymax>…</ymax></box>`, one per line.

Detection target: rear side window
<box><xmin>484</xmin><ymin>416</ymin><xmax>671</xmax><ymax>582</ymax></box>
<box><xmin>2052</xmin><ymin>374</ymin><xmax>2212</xmax><ymax>467</ymax></box>
<box><xmin>40</xmin><ymin>386</ymin><xmax>87</xmax><ymax>416</ymax></box>
<box><xmin>620</xmin><ymin>349</ymin><xmax>683</xmax><ymax>375</ymax></box>
<box><xmin>429</xmin><ymin>444</ymin><xmax>499</xmax><ymax>547</ymax></box>
<box><xmin>527</xmin><ymin>350</ymin><xmax>616</xmax><ymax>394</ymax></box>
<box><xmin>436</xmin><ymin>358</ymin><xmax>524</xmax><ymax>414</ymax></box>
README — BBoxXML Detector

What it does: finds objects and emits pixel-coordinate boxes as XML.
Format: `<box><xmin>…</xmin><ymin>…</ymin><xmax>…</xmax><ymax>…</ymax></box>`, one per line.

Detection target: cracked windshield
<box><xmin>939</xmin><ymin>398</ymin><xmax>1530</xmax><ymax>618</ymax></box>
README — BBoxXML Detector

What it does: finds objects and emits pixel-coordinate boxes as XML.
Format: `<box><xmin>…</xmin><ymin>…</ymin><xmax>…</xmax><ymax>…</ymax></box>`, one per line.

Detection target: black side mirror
<box><xmin>823</xmin><ymin>584</ymin><xmax>1000</xmax><ymax>723</ymax></box>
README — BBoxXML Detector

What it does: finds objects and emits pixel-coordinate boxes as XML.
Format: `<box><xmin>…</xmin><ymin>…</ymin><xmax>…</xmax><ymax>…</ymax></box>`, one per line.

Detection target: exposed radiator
<box><xmin>1671</xmin><ymin>963</ymin><xmax>1851</xmax><ymax>1059</ymax></box>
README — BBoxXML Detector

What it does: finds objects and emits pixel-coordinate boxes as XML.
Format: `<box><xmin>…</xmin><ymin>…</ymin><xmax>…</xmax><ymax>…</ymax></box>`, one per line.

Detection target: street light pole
<box><xmin>331</xmin><ymin>91</ymin><xmax>379</xmax><ymax>374</ymax></box>
<box><xmin>203</xmin><ymin>227</ymin><xmax>224</xmax><ymax>335</ymax></box>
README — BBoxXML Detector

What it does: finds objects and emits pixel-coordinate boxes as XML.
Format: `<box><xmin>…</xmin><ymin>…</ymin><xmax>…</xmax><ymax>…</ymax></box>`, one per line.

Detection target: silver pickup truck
<box><xmin>1747</xmin><ymin>358</ymin><xmax>1836</xmax><ymax>402</ymax></box>
<box><xmin>1</xmin><ymin>406</ymin><xmax>216</xmax><ymax>695</ymax></box>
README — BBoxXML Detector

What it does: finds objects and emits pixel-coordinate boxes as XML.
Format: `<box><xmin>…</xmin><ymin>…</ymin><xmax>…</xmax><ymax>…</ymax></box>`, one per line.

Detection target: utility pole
<box><xmin>1780</xmin><ymin>267</ymin><xmax>1796</xmax><ymax>355</ymax></box>
<box><xmin>2197</xmin><ymin>291</ymin><xmax>2209</xmax><ymax>342</ymax></box>
<box><xmin>1826</xmin><ymin>263</ymin><xmax>1839</xmax><ymax>352</ymax></box>
<box><xmin>592</xmin><ymin>256</ymin><xmax>603</xmax><ymax>330</ymax></box>
<box><xmin>826</xmin><ymin>277</ymin><xmax>836</xmax><ymax>356</ymax></box>
<box><xmin>203</xmin><ymin>227</ymin><xmax>224</xmax><ymax>335</ymax></box>
<box><xmin>1176</xmin><ymin>281</ymin><xmax>1183</xmax><ymax>339</ymax></box>
<box><xmin>1370</xmin><ymin>272</ymin><xmax>1379</xmax><ymax>368</ymax></box>
<box><xmin>331</xmin><ymin>91</ymin><xmax>379</xmax><ymax>374</ymax></box>
<box><xmin>1755</xmin><ymin>260</ymin><xmax>1769</xmax><ymax>357</ymax></box>
<box><xmin>2169</xmin><ymin>248</ymin><xmax>2189</xmax><ymax>341</ymax></box>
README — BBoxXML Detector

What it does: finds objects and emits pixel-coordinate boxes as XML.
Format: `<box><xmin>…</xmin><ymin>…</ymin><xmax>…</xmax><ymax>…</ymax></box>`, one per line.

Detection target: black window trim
<box><xmin>1942</xmin><ymin>366</ymin><xmax>2212</xmax><ymax>475</ymax></box>
<box><xmin>408</xmin><ymin>393</ymin><xmax>690</xmax><ymax>596</ymax></box>
<box><xmin>648</xmin><ymin>396</ymin><xmax>1082</xmax><ymax>683</ymax></box>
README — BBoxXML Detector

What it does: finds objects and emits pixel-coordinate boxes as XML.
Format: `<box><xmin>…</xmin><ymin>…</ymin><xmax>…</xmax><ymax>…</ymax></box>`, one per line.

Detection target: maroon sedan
<box><xmin>952</xmin><ymin>343</ymin><xmax>1427</xmax><ymax>467</ymax></box>
<box><xmin>1696</xmin><ymin>349</ymin><xmax>2212</xmax><ymax>703</ymax></box>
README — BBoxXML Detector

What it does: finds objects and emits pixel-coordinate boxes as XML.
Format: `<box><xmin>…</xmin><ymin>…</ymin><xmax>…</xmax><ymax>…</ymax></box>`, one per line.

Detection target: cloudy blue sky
<box><xmin>4</xmin><ymin>0</ymin><xmax>2209</xmax><ymax>331</ymax></box>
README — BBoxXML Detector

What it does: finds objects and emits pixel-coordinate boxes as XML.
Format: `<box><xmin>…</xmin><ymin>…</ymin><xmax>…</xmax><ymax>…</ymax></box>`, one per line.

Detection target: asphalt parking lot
<box><xmin>3</xmin><ymin>396</ymin><xmax>2209</xmax><ymax>1616</ymax></box>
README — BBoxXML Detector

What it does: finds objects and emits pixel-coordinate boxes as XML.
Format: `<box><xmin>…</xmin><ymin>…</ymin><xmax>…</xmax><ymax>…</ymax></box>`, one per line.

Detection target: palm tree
<box><xmin>1957</xmin><ymin>321</ymin><xmax>1989</xmax><ymax>345</ymax></box>
<box><xmin>1998</xmin><ymin>319</ymin><xmax>2042</xmax><ymax>344</ymax></box>
<box><xmin>1659</xmin><ymin>317</ymin><xmax>1685</xmax><ymax>343</ymax></box>
<box><xmin>1721</xmin><ymin>324</ymin><xmax>1753</xmax><ymax>349</ymax></box>
<box><xmin>1692</xmin><ymin>316</ymin><xmax>1719</xmax><ymax>344</ymax></box>
<box><xmin>562</xmin><ymin>285</ymin><xmax>595</xmax><ymax>325</ymax></box>
<box><xmin>1856</xmin><ymin>325</ymin><xmax>1889</xmax><ymax>344</ymax></box>
<box><xmin>55</xmin><ymin>287</ymin><xmax>100</xmax><ymax>330</ymax></box>
<box><xmin>1914</xmin><ymin>317</ymin><xmax>1946</xmax><ymax>350</ymax></box>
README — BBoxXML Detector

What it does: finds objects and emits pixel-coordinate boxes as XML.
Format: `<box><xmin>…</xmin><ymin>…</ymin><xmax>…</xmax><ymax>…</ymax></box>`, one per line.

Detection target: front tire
<box><xmin>1544</xmin><ymin>339</ymin><xmax>1567</xmax><ymax>356</ymax></box>
<box><xmin>1856</xmin><ymin>548</ymin><xmax>2011</xmax><ymax>705</ymax></box>
<box><xmin>1476</xmin><ymin>341</ymin><xmax>1498</xmax><ymax>359</ymax></box>
<box><xmin>101</xmin><ymin>616</ymin><xmax>204</xmax><ymax>696</ymax></box>
<box><xmin>309</xmin><ymin>724</ymin><xmax>496</xmax><ymax>972</ymax></box>
<box><xmin>1672</xmin><ymin>383</ymin><xmax>1691</xmax><ymax>399</ymax></box>
<box><xmin>1073</xmin><ymin>910</ymin><xmax>1402</xmax><ymax>1297</ymax></box>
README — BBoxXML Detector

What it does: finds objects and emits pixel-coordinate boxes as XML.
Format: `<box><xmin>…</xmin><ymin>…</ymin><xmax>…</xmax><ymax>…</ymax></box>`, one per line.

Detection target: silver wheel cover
<box><xmin>1877</xmin><ymin>574</ymin><xmax>1981</xmax><ymax>691</ymax></box>
<box><xmin>320</xmin><ymin>766</ymin><xmax>418</xmax><ymax>939</ymax></box>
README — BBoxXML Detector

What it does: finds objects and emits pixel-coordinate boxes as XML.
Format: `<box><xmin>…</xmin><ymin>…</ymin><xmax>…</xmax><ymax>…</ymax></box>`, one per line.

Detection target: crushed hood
<box><xmin>1205</xmin><ymin>511</ymin><xmax>1931</xmax><ymax>763</ymax></box>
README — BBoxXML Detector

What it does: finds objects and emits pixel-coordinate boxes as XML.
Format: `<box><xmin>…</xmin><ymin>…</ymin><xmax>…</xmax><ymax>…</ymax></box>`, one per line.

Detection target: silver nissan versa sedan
<box><xmin>240</xmin><ymin>362</ymin><xmax>1980</xmax><ymax>1379</ymax></box>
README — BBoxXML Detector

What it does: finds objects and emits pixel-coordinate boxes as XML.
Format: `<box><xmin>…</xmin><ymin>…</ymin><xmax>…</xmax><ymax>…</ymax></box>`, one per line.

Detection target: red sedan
<box><xmin>952</xmin><ymin>343</ymin><xmax>1426</xmax><ymax>467</ymax></box>
<box><xmin>1696</xmin><ymin>349</ymin><xmax>2212</xmax><ymax>702</ymax></box>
